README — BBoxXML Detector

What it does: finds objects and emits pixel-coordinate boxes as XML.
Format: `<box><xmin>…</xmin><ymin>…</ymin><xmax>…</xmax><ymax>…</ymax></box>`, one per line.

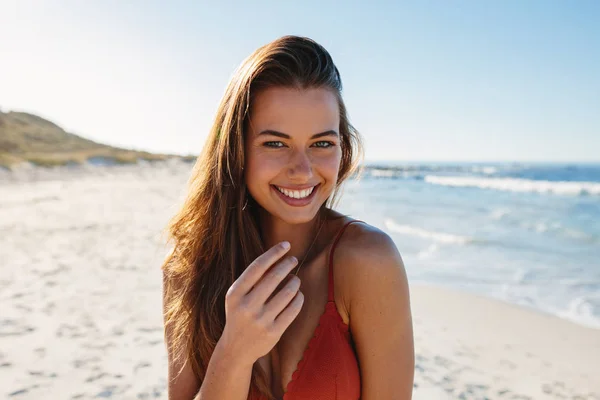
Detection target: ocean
<box><xmin>338</xmin><ymin>162</ymin><xmax>600</xmax><ymax>329</ymax></box>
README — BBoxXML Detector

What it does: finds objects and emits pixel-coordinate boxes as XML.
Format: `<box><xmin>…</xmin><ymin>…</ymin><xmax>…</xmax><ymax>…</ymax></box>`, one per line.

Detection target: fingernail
<box><xmin>282</xmin><ymin>241</ymin><xmax>290</xmax><ymax>249</ymax></box>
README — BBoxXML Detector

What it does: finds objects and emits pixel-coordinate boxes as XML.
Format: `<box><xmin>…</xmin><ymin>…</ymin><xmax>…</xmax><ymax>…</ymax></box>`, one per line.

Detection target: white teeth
<box><xmin>275</xmin><ymin>185</ymin><xmax>315</xmax><ymax>199</ymax></box>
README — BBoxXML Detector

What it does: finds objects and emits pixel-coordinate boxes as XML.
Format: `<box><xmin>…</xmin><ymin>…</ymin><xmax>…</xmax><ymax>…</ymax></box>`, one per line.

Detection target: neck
<box><xmin>258</xmin><ymin>209</ymin><xmax>326</xmax><ymax>262</ymax></box>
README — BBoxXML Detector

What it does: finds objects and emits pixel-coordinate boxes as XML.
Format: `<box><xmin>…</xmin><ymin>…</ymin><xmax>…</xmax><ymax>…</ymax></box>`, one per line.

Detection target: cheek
<box><xmin>246</xmin><ymin>152</ymin><xmax>283</xmax><ymax>175</ymax></box>
<box><xmin>245</xmin><ymin>151</ymin><xmax>279</xmax><ymax>189</ymax></box>
<box><xmin>319</xmin><ymin>150</ymin><xmax>342</xmax><ymax>180</ymax></box>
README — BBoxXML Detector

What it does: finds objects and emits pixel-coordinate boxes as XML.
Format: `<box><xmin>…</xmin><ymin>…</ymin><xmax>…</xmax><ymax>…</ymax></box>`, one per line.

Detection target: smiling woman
<box><xmin>245</xmin><ymin>87</ymin><xmax>342</xmax><ymax>223</ymax></box>
<box><xmin>161</xmin><ymin>35</ymin><xmax>414</xmax><ymax>400</ymax></box>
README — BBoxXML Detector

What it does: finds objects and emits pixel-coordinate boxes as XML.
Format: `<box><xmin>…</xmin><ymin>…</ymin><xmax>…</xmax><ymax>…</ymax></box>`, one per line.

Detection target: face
<box><xmin>245</xmin><ymin>86</ymin><xmax>342</xmax><ymax>225</ymax></box>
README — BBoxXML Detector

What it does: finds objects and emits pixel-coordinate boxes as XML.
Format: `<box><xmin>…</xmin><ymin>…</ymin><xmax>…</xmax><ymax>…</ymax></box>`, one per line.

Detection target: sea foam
<box><xmin>424</xmin><ymin>175</ymin><xmax>600</xmax><ymax>196</ymax></box>
<box><xmin>384</xmin><ymin>218</ymin><xmax>474</xmax><ymax>244</ymax></box>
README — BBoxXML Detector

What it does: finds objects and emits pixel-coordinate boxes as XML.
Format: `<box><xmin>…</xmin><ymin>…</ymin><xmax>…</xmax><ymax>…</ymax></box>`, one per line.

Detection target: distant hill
<box><xmin>0</xmin><ymin>110</ymin><xmax>195</xmax><ymax>168</ymax></box>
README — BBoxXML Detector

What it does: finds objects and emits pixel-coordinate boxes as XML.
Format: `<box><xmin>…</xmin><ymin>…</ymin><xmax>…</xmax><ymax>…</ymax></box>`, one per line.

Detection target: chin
<box><xmin>258</xmin><ymin>201</ymin><xmax>326</xmax><ymax>226</ymax></box>
<box><xmin>265</xmin><ymin>202</ymin><xmax>324</xmax><ymax>225</ymax></box>
<box><xmin>276</xmin><ymin>211</ymin><xmax>319</xmax><ymax>225</ymax></box>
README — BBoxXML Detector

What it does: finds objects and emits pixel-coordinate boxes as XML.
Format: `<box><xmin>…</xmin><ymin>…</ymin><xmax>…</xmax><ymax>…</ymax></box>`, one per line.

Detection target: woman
<box><xmin>162</xmin><ymin>35</ymin><xmax>414</xmax><ymax>400</ymax></box>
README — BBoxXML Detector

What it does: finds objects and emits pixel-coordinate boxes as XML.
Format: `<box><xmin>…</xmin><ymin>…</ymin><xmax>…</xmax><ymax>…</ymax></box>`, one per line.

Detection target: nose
<box><xmin>287</xmin><ymin>148</ymin><xmax>313</xmax><ymax>181</ymax></box>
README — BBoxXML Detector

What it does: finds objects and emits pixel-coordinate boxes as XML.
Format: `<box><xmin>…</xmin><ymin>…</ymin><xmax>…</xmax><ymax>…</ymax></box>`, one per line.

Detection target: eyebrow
<box><xmin>257</xmin><ymin>129</ymin><xmax>339</xmax><ymax>139</ymax></box>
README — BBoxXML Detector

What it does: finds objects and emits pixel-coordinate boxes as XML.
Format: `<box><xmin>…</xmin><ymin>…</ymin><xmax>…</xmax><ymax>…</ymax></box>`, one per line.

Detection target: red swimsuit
<box><xmin>272</xmin><ymin>220</ymin><xmax>364</xmax><ymax>400</ymax></box>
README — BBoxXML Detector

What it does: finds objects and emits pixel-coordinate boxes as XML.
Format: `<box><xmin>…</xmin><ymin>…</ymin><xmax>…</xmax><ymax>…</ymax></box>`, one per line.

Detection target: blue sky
<box><xmin>1</xmin><ymin>0</ymin><xmax>598</xmax><ymax>162</ymax></box>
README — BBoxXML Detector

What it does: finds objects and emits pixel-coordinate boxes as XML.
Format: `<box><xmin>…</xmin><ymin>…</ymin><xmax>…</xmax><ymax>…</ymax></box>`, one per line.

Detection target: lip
<box><xmin>271</xmin><ymin>183</ymin><xmax>320</xmax><ymax>207</ymax></box>
<box><xmin>274</xmin><ymin>184</ymin><xmax>319</xmax><ymax>190</ymax></box>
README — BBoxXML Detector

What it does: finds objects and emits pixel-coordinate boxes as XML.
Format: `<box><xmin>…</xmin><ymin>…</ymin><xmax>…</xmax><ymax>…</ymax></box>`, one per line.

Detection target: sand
<box><xmin>1</xmin><ymin>161</ymin><xmax>598</xmax><ymax>399</ymax></box>
<box><xmin>410</xmin><ymin>285</ymin><xmax>600</xmax><ymax>399</ymax></box>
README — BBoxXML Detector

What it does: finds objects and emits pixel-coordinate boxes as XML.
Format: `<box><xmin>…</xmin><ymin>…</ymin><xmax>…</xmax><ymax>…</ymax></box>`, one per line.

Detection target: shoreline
<box><xmin>411</xmin><ymin>280</ymin><xmax>600</xmax><ymax>332</ymax></box>
<box><xmin>2</xmin><ymin>161</ymin><xmax>598</xmax><ymax>331</ymax></box>
<box><xmin>410</xmin><ymin>284</ymin><xmax>600</xmax><ymax>399</ymax></box>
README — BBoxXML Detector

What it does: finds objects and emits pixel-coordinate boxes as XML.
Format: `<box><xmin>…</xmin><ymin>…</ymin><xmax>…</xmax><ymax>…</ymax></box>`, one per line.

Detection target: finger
<box><xmin>263</xmin><ymin>275</ymin><xmax>301</xmax><ymax>320</ymax></box>
<box><xmin>233</xmin><ymin>241</ymin><xmax>291</xmax><ymax>295</ymax></box>
<box><xmin>272</xmin><ymin>291</ymin><xmax>304</xmax><ymax>333</ymax></box>
<box><xmin>265</xmin><ymin>273</ymin><xmax>297</xmax><ymax>303</ymax></box>
<box><xmin>246</xmin><ymin>256</ymin><xmax>298</xmax><ymax>306</ymax></box>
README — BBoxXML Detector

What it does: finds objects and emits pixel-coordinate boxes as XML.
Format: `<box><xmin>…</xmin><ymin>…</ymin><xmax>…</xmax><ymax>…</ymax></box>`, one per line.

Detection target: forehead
<box><xmin>248</xmin><ymin>87</ymin><xmax>339</xmax><ymax>136</ymax></box>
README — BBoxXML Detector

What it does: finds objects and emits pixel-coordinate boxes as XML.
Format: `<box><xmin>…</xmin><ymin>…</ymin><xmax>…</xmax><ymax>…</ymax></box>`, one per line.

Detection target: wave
<box><xmin>416</xmin><ymin>243</ymin><xmax>439</xmax><ymax>259</ymax></box>
<box><xmin>384</xmin><ymin>219</ymin><xmax>474</xmax><ymax>244</ymax></box>
<box><xmin>556</xmin><ymin>296</ymin><xmax>600</xmax><ymax>329</ymax></box>
<box><xmin>370</xmin><ymin>169</ymin><xmax>396</xmax><ymax>178</ymax></box>
<box><xmin>519</xmin><ymin>221</ymin><xmax>596</xmax><ymax>241</ymax></box>
<box><xmin>364</xmin><ymin>164</ymin><xmax>501</xmax><ymax>179</ymax></box>
<box><xmin>490</xmin><ymin>207</ymin><xmax>511</xmax><ymax>220</ymax></box>
<box><xmin>498</xmin><ymin>286</ymin><xmax>600</xmax><ymax>329</ymax></box>
<box><xmin>488</xmin><ymin>208</ymin><xmax>597</xmax><ymax>242</ymax></box>
<box><xmin>470</xmin><ymin>166</ymin><xmax>498</xmax><ymax>175</ymax></box>
<box><xmin>424</xmin><ymin>175</ymin><xmax>600</xmax><ymax>196</ymax></box>
<box><xmin>363</xmin><ymin>163</ymin><xmax>600</xmax><ymax>183</ymax></box>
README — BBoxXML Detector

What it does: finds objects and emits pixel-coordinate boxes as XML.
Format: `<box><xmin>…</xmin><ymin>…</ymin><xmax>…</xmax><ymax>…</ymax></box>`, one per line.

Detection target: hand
<box><xmin>219</xmin><ymin>241</ymin><xmax>304</xmax><ymax>364</ymax></box>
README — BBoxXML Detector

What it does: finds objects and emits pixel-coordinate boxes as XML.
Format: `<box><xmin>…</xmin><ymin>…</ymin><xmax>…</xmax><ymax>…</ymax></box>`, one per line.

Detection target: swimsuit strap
<box><xmin>327</xmin><ymin>219</ymin><xmax>364</xmax><ymax>302</ymax></box>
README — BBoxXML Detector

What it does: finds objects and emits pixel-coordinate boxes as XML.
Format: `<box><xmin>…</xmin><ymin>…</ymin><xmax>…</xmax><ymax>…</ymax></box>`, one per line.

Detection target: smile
<box><xmin>274</xmin><ymin>185</ymin><xmax>316</xmax><ymax>199</ymax></box>
<box><xmin>271</xmin><ymin>183</ymin><xmax>320</xmax><ymax>207</ymax></box>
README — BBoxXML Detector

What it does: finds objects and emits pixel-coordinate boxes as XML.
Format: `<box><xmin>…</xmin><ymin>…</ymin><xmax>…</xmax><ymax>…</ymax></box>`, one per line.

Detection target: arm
<box><xmin>345</xmin><ymin>230</ymin><xmax>415</xmax><ymax>399</ymax></box>
<box><xmin>163</xmin><ymin>271</ymin><xmax>255</xmax><ymax>400</ymax></box>
<box><xmin>192</xmin><ymin>341</ymin><xmax>255</xmax><ymax>400</ymax></box>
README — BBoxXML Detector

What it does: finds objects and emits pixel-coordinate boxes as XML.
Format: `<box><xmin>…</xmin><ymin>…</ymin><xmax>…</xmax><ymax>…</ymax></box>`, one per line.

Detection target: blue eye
<box><xmin>263</xmin><ymin>141</ymin><xmax>284</xmax><ymax>148</ymax></box>
<box><xmin>262</xmin><ymin>141</ymin><xmax>335</xmax><ymax>148</ymax></box>
<box><xmin>314</xmin><ymin>141</ymin><xmax>335</xmax><ymax>148</ymax></box>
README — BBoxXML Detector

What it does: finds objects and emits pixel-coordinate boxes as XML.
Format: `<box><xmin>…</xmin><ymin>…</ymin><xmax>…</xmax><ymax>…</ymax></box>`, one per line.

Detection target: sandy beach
<box><xmin>1</xmin><ymin>161</ymin><xmax>598</xmax><ymax>399</ymax></box>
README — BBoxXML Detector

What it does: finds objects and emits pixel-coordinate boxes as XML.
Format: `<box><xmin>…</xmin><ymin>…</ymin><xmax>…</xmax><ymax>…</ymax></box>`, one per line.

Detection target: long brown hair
<box><xmin>162</xmin><ymin>35</ymin><xmax>364</xmax><ymax>399</ymax></box>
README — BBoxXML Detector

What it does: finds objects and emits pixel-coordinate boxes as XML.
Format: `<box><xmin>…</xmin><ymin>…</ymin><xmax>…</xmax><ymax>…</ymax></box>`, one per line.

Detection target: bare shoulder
<box><xmin>337</xmin><ymin>221</ymin><xmax>415</xmax><ymax>397</ymax></box>
<box><xmin>332</xmin><ymin>221</ymin><xmax>408</xmax><ymax>322</ymax></box>
<box><xmin>336</xmin><ymin>220</ymin><xmax>404</xmax><ymax>271</ymax></box>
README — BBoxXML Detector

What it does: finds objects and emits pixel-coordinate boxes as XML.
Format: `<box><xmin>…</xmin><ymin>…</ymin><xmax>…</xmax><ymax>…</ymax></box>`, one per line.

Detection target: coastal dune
<box><xmin>1</xmin><ymin>161</ymin><xmax>598</xmax><ymax>399</ymax></box>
